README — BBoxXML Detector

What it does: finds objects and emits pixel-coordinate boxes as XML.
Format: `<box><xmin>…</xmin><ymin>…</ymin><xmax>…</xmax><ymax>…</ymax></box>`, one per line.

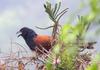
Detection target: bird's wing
<box><xmin>34</xmin><ymin>35</ymin><xmax>53</xmax><ymax>51</ymax></box>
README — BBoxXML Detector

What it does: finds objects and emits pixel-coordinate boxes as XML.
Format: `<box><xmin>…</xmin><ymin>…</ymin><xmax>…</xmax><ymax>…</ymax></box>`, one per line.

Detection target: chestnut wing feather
<box><xmin>34</xmin><ymin>35</ymin><xmax>52</xmax><ymax>52</ymax></box>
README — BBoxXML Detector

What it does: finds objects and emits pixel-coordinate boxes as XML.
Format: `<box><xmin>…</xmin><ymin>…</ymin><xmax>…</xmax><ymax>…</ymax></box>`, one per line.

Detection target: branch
<box><xmin>55</xmin><ymin>8</ymin><xmax>68</xmax><ymax>20</ymax></box>
<box><xmin>35</xmin><ymin>26</ymin><xmax>54</xmax><ymax>30</ymax></box>
<box><xmin>57</xmin><ymin>10</ymin><xmax>68</xmax><ymax>22</ymax></box>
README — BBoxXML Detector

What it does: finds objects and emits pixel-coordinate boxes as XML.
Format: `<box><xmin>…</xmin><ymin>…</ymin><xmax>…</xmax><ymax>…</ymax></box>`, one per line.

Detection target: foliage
<box><xmin>44</xmin><ymin>0</ymin><xmax>100</xmax><ymax>70</ymax></box>
<box><xmin>43</xmin><ymin>2</ymin><xmax>68</xmax><ymax>39</ymax></box>
<box><xmin>86</xmin><ymin>54</ymin><xmax>100</xmax><ymax>70</ymax></box>
<box><xmin>44</xmin><ymin>2</ymin><xmax>68</xmax><ymax>23</ymax></box>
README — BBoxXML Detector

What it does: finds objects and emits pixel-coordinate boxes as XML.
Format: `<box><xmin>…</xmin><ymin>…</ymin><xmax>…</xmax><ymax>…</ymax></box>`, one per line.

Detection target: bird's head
<box><xmin>17</xmin><ymin>27</ymin><xmax>37</xmax><ymax>39</ymax></box>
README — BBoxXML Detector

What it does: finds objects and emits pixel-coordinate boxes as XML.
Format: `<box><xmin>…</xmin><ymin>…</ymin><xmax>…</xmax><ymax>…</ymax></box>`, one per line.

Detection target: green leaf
<box><xmin>53</xmin><ymin>44</ymin><xmax>60</xmax><ymax>54</ymax></box>
<box><xmin>86</xmin><ymin>63</ymin><xmax>98</xmax><ymax>70</ymax></box>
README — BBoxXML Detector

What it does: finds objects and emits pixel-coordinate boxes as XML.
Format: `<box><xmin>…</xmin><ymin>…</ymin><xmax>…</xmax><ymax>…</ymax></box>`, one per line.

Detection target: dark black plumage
<box><xmin>17</xmin><ymin>27</ymin><xmax>37</xmax><ymax>50</ymax></box>
<box><xmin>17</xmin><ymin>27</ymin><xmax>53</xmax><ymax>54</ymax></box>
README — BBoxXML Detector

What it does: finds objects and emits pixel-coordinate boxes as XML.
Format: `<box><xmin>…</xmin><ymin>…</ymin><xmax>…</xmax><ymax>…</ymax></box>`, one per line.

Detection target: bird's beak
<box><xmin>16</xmin><ymin>31</ymin><xmax>22</xmax><ymax>37</ymax></box>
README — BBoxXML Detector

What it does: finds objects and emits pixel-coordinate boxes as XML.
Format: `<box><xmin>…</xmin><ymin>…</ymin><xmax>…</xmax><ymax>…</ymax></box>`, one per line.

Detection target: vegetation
<box><xmin>43</xmin><ymin>0</ymin><xmax>100</xmax><ymax>70</ymax></box>
<box><xmin>0</xmin><ymin>0</ymin><xmax>100</xmax><ymax>70</ymax></box>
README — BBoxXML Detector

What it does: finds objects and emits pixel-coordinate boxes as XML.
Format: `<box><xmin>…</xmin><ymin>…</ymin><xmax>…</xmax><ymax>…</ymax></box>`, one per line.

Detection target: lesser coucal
<box><xmin>17</xmin><ymin>27</ymin><xmax>53</xmax><ymax>54</ymax></box>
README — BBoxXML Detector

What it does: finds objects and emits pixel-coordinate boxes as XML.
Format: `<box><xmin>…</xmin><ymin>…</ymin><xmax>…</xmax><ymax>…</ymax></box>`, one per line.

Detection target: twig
<box><xmin>13</xmin><ymin>42</ymin><xmax>28</xmax><ymax>55</ymax></box>
<box><xmin>35</xmin><ymin>26</ymin><xmax>54</xmax><ymax>30</ymax></box>
<box><xmin>55</xmin><ymin>8</ymin><xmax>68</xmax><ymax>19</ymax></box>
<box><xmin>57</xmin><ymin>10</ymin><xmax>68</xmax><ymax>22</ymax></box>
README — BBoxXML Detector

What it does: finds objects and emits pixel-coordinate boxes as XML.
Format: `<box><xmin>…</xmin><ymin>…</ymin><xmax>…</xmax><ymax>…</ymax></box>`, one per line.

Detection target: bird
<box><xmin>17</xmin><ymin>27</ymin><xmax>53</xmax><ymax>54</ymax></box>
